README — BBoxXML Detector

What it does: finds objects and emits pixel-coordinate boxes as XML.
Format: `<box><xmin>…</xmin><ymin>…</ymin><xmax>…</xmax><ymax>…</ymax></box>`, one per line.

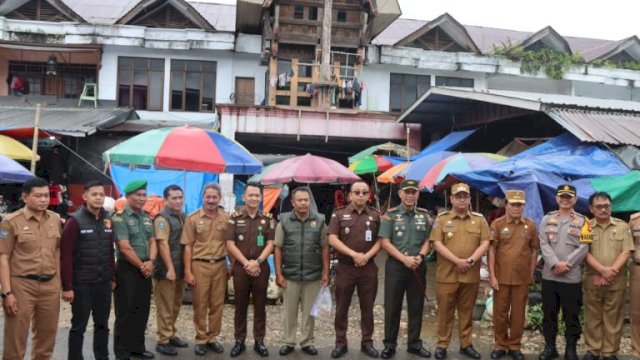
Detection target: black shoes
<box><xmin>380</xmin><ymin>347</ymin><xmax>396</xmax><ymax>359</ymax></box>
<box><xmin>155</xmin><ymin>343</ymin><xmax>177</xmax><ymax>356</ymax></box>
<box><xmin>331</xmin><ymin>346</ymin><xmax>348</xmax><ymax>358</ymax></box>
<box><xmin>408</xmin><ymin>346</ymin><xmax>431</xmax><ymax>358</ymax></box>
<box><xmin>279</xmin><ymin>345</ymin><xmax>295</xmax><ymax>356</ymax></box>
<box><xmin>169</xmin><ymin>337</ymin><xmax>188</xmax><ymax>348</ymax></box>
<box><xmin>434</xmin><ymin>347</ymin><xmax>447</xmax><ymax>360</ymax></box>
<box><xmin>583</xmin><ymin>352</ymin><xmax>600</xmax><ymax>360</ymax></box>
<box><xmin>602</xmin><ymin>356</ymin><xmax>618</xmax><ymax>360</ymax></box>
<box><xmin>254</xmin><ymin>340</ymin><xmax>269</xmax><ymax>357</ymax></box>
<box><xmin>459</xmin><ymin>346</ymin><xmax>481</xmax><ymax>360</ymax></box>
<box><xmin>130</xmin><ymin>351</ymin><xmax>155</xmax><ymax>359</ymax></box>
<box><xmin>207</xmin><ymin>342</ymin><xmax>224</xmax><ymax>353</ymax></box>
<box><xmin>302</xmin><ymin>345</ymin><xmax>318</xmax><ymax>355</ymax></box>
<box><xmin>539</xmin><ymin>346</ymin><xmax>560</xmax><ymax>360</ymax></box>
<box><xmin>565</xmin><ymin>345</ymin><xmax>579</xmax><ymax>360</ymax></box>
<box><xmin>194</xmin><ymin>344</ymin><xmax>208</xmax><ymax>356</ymax></box>
<box><xmin>361</xmin><ymin>345</ymin><xmax>380</xmax><ymax>358</ymax></box>
<box><xmin>509</xmin><ymin>350</ymin><xmax>525</xmax><ymax>360</ymax></box>
<box><xmin>491</xmin><ymin>349</ymin><xmax>507</xmax><ymax>359</ymax></box>
<box><xmin>230</xmin><ymin>340</ymin><xmax>246</xmax><ymax>357</ymax></box>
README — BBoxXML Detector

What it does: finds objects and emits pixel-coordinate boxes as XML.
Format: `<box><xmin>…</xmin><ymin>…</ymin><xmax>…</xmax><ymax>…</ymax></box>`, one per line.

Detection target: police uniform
<box><xmin>583</xmin><ymin>216</ymin><xmax>633</xmax><ymax>357</ymax></box>
<box><xmin>181</xmin><ymin>207</ymin><xmax>229</xmax><ymax>346</ymax></box>
<box><xmin>0</xmin><ymin>207</ymin><xmax>62</xmax><ymax>360</ymax></box>
<box><xmin>429</xmin><ymin>183</ymin><xmax>490</xmax><ymax>353</ymax></box>
<box><xmin>489</xmin><ymin>190</ymin><xmax>538</xmax><ymax>355</ymax></box>
<box><xmin>538</xmin><ymin>185</ymin><xmax>590</xmax><ymax>360</ymax></box>
<box><xmin>328</xmin><ymin>204</ymin><xmax>381</xmax><ymax>351</ymax></box>
<box><xmin>153</xmin><ymin>207</ymin><xmax>187</xmax><ymax>353</ymax></box>
<box><xmin>113</xmin><ymin>180</ymin><xmax>156</xmax><ymax>359</ymax></box>
<box><xmin>224</xmin><ymin>208</ymin><xmax>274</xmax><ymax>345</ymax></box>
<box><xmin>379</xmin><ymin>181</ymin><xmax>431</xmax><ymax>353</ymax></box>
<box><xmin>630</xmin><ymin>212</ymin><xmax>640</xmax><ymax>356</ymax></box>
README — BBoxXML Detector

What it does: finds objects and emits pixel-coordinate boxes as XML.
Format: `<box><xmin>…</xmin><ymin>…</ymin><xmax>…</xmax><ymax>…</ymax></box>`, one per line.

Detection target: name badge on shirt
<box><xmin>365</xmin><ymin>230</ymin><xmax>372</xmax><ymax>242</ymax></box>
<box><xmin>80</xmin><ymin>229</ymin><xmax>94</xmax><ymax>234</ymax></box>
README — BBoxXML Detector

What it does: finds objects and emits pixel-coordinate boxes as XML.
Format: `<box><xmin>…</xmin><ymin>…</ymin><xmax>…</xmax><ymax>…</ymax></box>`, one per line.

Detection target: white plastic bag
<box><xmin>310</xmin><ymin>286</ymin><xmax>332</xmax><ymax>320</ymax></box>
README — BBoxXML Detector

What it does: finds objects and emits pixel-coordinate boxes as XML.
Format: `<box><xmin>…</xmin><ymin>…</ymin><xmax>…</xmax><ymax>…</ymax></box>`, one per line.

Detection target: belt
<box><xmin>194</xmin><ymin>257</ymin><xmax>226</xmax><ymax>263</ymax></box>
<box><xmin>21</xmin><ymin>274</ymin><xmax>55</xmax><ymax>282</ymax></box>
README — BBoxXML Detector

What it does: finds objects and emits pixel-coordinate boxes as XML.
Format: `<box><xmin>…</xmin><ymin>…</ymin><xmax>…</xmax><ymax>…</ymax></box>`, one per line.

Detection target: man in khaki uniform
<box><xmin>583</xmin><ymin>192</ymin><xmax>633</xmax><ymax>360</ymax></box>
<box><xmin>153</xmin><ymin>185</ymin><xmax>188</xmax><ymax>356</ymax></box>
<box><xmin>182</xmin><ymin>183</ymin><xmax>229</xmax><ymax>356</ymax></box>
<box><xmin>488</xmin><ymin>190</ymin><xmax>538</xmax><ymax>360</ymax></box>
<box><xmin>0</xmin><ymin>177</ymin><xmax>62</xmax><ymax>360</ymax></box>
<box><xmin>430</xmin><ymin>183</ymin><xmax>490</xmax><ymax>360</ymax></box>
<box><xmin>631</xmin><ymin>211</ymin><xmax>640</xmax><ymax>357</ymax></box>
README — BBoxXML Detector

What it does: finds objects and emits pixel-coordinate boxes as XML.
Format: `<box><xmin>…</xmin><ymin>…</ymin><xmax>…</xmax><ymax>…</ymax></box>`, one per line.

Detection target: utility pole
<box><xmin>30</xmin><ymin>103</ymin><xmax>41</xmax><ymax>173</ymax></box>
<box><xmin>316</xmin><ymin>0</ymin><xmax>334</xmax><ymax>109</ymax></box>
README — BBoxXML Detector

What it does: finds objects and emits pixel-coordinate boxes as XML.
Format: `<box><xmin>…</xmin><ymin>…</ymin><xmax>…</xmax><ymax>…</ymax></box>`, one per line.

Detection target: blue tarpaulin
<box><xmin>451</xmin><ymin>133</ymin><xmax>630</xmax><ymax>223</ymax></box>
<box><xmin>0</xmin><ymin>154</ymin><xmax>34</xmax><ymax>184</ymax></box>
<box><xmin>412</xmin><ymin>129</ymin><xmax>476</xmax><ymax>160</ymax></box>
<box><xmin>110</xmin><ymin>164</ymin><xmax>218</xmax><ymax>213</ymax></box>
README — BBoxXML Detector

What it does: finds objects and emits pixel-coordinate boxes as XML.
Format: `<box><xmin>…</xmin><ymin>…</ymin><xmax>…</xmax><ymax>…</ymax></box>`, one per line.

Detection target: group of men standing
<box><xmin>2</xmin><ymin>176</ymin><xmax>640</xmax><ymax>360</ymax></box>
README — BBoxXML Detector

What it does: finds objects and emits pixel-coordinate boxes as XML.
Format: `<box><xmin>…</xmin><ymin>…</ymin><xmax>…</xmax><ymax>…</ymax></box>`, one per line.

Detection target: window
<box><xmin>117</xmin><ymin>57</ymin><xmax>164</xmax><ymax>110</ymax></box>
<box><xmin>294</xmin><ymin>5</ymin><xmax>304</xmax><ymax>19</ymax></box>
<box><xmin>170</xmin><ymin>60</ymin><xmax>216</xmax><ymax>112</ymax></box>
<box><xmin>435</xmin><ymin>76</ymin><xmax>474</xmax><ymax>87</ymax></box>
<box><xmin>337</xmin><ymin>10</ymin><xmax>347</xmax><ymax>22</ymax></box>
<box><xmin>9</xmin><ymin>61</ymin><xmax>97</xmax><ymax>98</ymax></box>
<box><xmin>389</xmin><ymin>74</ymin><xmax>430</xmax><ymax>112</ymax></box>
<box><xmin>308</xmin><ymin>6</ymin><xmax>318</xmax><ymax>21</ymax></box>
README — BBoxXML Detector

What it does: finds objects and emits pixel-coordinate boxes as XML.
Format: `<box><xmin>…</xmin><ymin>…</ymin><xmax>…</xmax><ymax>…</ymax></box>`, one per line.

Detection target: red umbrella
<box><xmin>260</xmin><ymin>154</ymin><xmax>361</xmax><ymax>185</ymax></box>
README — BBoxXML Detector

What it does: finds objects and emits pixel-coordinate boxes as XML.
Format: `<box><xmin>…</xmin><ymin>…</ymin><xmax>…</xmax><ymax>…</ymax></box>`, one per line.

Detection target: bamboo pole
<box><xmin>30</xmin><ymin>103</ymin><xmax>41</xmax><ymax>173</ymax></box>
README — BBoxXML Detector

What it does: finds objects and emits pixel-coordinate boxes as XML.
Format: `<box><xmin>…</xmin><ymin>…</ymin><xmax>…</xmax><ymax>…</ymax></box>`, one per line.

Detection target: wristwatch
<box><xmin>0</xmin><ymin>291</ymin><xmax>12</xmax><ymax>299</ymax></box>
<box><xmin>467</xmin><ymin>258</ymin><xmax>476</xmax><ymax>266</ymax></box>
<box><xmin>256</xmin><ymin>258</ymin><xmax>263</xmax><ymax>265</ymax></box>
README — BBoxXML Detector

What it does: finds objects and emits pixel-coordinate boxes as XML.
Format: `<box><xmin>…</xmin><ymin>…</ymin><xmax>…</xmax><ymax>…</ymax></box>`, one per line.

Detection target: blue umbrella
<box><xmin>0</xmin><ymin>153</ymin><xmax>34</xmax><ymax>183</ymax></box>
<box><xmin>402</xmin><ymin>151</ymin><xmax>456</xmax><ymax>182</ymax></box>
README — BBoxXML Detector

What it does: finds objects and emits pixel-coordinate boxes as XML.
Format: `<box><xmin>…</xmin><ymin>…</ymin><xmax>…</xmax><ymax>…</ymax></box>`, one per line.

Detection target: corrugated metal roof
<box><xmin>0</xmin><ymin>106</ymin><xmax>137</xmax><ymax>137</ymax></box>
<box><xmin>545</xmin><ymin>108</ymin><xmax>640</xmax><ymax>146</ymax></box>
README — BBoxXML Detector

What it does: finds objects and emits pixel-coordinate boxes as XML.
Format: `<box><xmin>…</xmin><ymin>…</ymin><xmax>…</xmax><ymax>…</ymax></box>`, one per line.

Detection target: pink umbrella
<box><xmin>260</xmin><ymin>153</ymin><xmax>361</xmax><ymax>185</ymax></box>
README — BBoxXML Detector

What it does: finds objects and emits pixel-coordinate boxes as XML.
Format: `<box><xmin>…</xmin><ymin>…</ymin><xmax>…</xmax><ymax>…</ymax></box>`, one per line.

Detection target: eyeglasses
<box><xmin>352</xmin><ymin>190</ymin><xmax>369</xmax><ymax>196</ymax></box>
<box><xmin>593</xmin><ymin>204</ymin><xmax>611</xmax><ymax>210</ymax></box>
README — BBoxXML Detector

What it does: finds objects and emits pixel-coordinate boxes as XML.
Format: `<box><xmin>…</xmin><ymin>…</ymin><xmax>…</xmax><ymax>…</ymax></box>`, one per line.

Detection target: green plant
<box><xmin>491</xmin><ymin>45</ymin><xmax>584</xmax><ymax>79</ymax></box>
<box><xmin>527</xmin><ymin>303</ymin><xmax>543</xmax><ymax>330</ymax></box>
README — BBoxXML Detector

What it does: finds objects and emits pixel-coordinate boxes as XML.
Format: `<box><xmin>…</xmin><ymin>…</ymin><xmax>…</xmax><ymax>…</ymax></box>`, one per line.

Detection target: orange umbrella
<box><xmin>377</xmin><ymin>162</ymin><xmax>411</xmax><ymax>184</ymax></box>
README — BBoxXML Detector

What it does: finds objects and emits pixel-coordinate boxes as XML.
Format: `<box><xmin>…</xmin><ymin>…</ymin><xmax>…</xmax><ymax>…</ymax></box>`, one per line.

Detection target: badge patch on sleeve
<box><xmin>0</xmin><ymin>229</ymin><xmax>8</xmax><ymax>239</ymax></box>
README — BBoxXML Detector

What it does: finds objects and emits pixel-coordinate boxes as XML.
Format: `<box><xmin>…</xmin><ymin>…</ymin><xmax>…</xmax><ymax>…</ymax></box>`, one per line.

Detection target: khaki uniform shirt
<box><xmin>113</xmin><ymin>205</ymin><xmax>154</xmax><ymax>261</ymax></box>
<box><xmin>379</xmin><ymin>206</ymin><xmax>430</xmax><ymax>255</ymax></box>
<box><xmin>0</xmin><ymin>208</ymin><xmax>62</xmax><ymax>276</ymax></box>
<box><xmin>490</xmin><ymin>215</ymin><xmax>538</xmax><ymax>285</ymax></box>
<box><xmin>328</xmin><ymin>204</ymin><xmax>380</xmax><ymax>264</ymax></box>
<box><xmin>585</xmin><ymin>217</ymin><xmax>634</xmax><ymax>290</ymax></box>
<box><xmin>181</xmin><ymin>208</ymin><xmax>229</xmax><ymax>260</ymax></box>
<box><xmin>224</xmin><ymin>208</ymin><xmax>275</xmax><ymax>260</ymax></box>
<box><xmin>429</xmin><ymin>210</ymin><xmax>490</xmax><ymax>284</ymax></box>
<box><xmin>630</xmin><ymin>212</ymin><xmax>640</xmax><ymax>264</ymax></box>
<box><xmin>538</xmin><ymin>210</ymin><xmax>589</xmax><ymax>284</ymax></box>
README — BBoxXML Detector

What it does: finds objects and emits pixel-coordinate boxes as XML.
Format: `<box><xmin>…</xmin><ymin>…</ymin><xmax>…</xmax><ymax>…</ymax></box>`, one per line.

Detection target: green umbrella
<box><xmin>590</xmin><ymin>170</ymin><xmax>640</xmax><ymax>212</ymax></box>
<box><xmin>248</xmin><ymin>163</ymin><xmax>279</xmax><ymax>184</ymax></box>
<box><xmin>349</xmin><ymin>142</ymin><xmax>416</xmax><ymax>164</ymax></box>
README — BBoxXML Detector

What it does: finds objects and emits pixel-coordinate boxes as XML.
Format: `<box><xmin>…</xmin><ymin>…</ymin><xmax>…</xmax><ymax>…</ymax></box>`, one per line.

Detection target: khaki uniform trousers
<box><xmin>492</xmin><ymin>284</ymin><xmax>528</xmax><ymax>350</ymax></box>
<box><xmin>3</xmin><ymin>276</ymin><xmax>61</xmax><ymax>360</ymax></box>
<box><xmin>436</xmin><ymin>281</ymin><xmax>479</xmax><ymax>348</ymax></box>
<box><xmin>583</xmin><ymin>285</ymin><xmax>626</xmax><ymax>356</ymax></box>
<box><xmin>630</xmin><ymin>265</ymin><xmax>640</xmax><ymax>355</ymax></box>
<box><xmin>154</xmin><ymin>278</ymin><xmax>185</xmax><ymax>344</ymax></box>
<box><xmin>191</xmin><ymin>261</ymin><xmax>226</xmax><ymax>344</ymax></box>
<box><xmin>282</xmin><ymin>279</ymin><xmax>321</xmax><ymax>347</ymax></box>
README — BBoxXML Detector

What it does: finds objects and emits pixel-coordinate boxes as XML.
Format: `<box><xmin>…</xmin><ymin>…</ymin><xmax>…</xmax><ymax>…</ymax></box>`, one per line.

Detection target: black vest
<box><xmin>69</xmin><ymin>206</ymin><xmax>114</xmax><ymax>284</ymax></box>
<box><xmin>279</xmin><ymin>211</ymin><xmax>325</xmax><ymax>281</ymax></box>
<box><xmin>153</xmin><ymin>208</ymin><xmax>185</xmax><ymax>279</ymax></box>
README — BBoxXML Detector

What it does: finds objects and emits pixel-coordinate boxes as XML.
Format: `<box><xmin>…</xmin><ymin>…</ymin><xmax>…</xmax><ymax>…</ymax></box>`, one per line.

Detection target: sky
<box><xmin>199</xmin><ymin>0</ymin><xmax>637</xmax><ymax>41</ymax></box>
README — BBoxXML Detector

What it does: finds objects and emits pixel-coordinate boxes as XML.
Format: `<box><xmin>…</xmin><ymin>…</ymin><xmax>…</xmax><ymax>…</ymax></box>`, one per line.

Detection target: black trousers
<box><xmin>542</xmin><ymin>279</ymin><xmax>583</xmax><ymax>345</ymax></box>
<box><xmin>383</xmin><ymin>257</ymin><xmax>426</xmax><ymax>350</ymax></box>
<box><xmin>114</xmin><ymin>260</ymin><xmax>152</xmax><ymax>358</ymax></box>
<box><xmin>68</xmin><ymin>280</ymin><xmax>112</xmax><ymax>360</ymax></box>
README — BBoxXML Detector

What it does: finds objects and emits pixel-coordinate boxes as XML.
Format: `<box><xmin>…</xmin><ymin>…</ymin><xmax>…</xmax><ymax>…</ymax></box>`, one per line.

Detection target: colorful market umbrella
<box><xmin>403</xmin><ymin>151</ymin><xmax>456</xmax><ymax>182</ymax></box>
<box><xmin>248</xmin><ymin>163</ymin><xmax>279</xmax><ymax>184</ymax></box>
<box><xmin>260</xmin><ymin>154</ymin><xmax>361</xmax><ymax>185</ymax></box>
<box><xmin>349</xmin><ymin>142</ymin><xmax>416</xmax><ymax>163</ymax></box>
<box><xmin>0</xmin><ymin>134</ymin><xmax>40</xmax><ymax>161</ymax></box>
<box><xmin>418</xmin><ymin>153</ymin><xmax>506</xmax><ymax>191</ymax></box>
<box><xmin>0</xmin><ymin>153</ymin><xmax>34</xmax><ymax>183</ymax></box>
<box><xmin>349</xmin><ymin>155</ymin><xmax>396</xmax><ymax>175</ymax></box>
<box><xmin>377</xmin><ymin>162</ymin><xmax>411</xmax><ymax>184</ymax></box>
<box><xmin>589</xmin><ymin>170</ymin><xmax>640</xmax><ymax>212</ymax></box>
<box><xmin>102</xmin><ymin>126</ymin><xmax>261</xmax><ymax>174</ymax></box>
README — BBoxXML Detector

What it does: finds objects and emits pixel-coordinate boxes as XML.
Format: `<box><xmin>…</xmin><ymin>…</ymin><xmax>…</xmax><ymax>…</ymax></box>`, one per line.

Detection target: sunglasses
<box><xmin>352</xmin><ymin>190</ymin><xmax>370</xmax><ymax>196</ymax></box>
<box><xmin>592</xmin><ymin>204</ymin><xmax>611</xmax><ymax>210</ymax></box>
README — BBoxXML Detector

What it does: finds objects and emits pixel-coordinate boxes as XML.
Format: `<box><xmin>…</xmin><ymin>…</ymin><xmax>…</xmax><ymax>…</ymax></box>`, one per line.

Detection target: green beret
<box><xmin>123</xmin><ymin>179</ymin><xmax>147</xmax><ymax>195</ymax></box>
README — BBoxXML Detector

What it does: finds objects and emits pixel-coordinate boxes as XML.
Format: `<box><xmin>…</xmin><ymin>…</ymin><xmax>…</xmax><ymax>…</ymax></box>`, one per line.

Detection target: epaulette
<box><xmin>386</xmin><ymin>207</ymin><xmax>398</xmax><ymax>213</ymax></box>
<box><xmin>232</xmin><ymin>210</ymin><xmax>242</xmax><ymax>217</ymax></box>
<box><xmin>186</xmin><ymin>209</ymin><xmax>201</xmax><ymax>218</ymax></box>
<box><xmin>630</xmin><ymin>212</ymin><xmax>640</xmax><ymax>221</ymax></box>
<box><xmin>523</xmin><ymin>216</ymin><xmax>535</xmax><ymax>224</ymax></box>
<box><xmin>547</xmin><ymin>210</ymin><xmax>559</xmax><ymax>216</ymax></box>
<box><xmin>492</xmin><ymin>215</ymin><xmax>506</xmax><ymax>224</ymax></box>
<box><xmin>1</xmin><ymin>210</ymin><xmax>20</xmax><ymax>222</ymax></box>
<box><xmin>471</xmin><ymin>211</ymin><xmax>484</xmax><ymax>217</ymax></box>
<box><xmin>436</xmin><ymin>210</ymin><xmax>450</xmax><ymax>217</ymax></box>
<box><xmin>262</xmin><ymin>212</ymin><xmax>272</xmax><ymax>219</ymax></box>
<box><xmin>366</xmin><ymin>206</ymin><xmax>381</xmax><ymax>214</ymax></box>
<box><xmin>417</xmin><ymin>207</ymin><xmax>429</xmax><ymax>213</ymax></box>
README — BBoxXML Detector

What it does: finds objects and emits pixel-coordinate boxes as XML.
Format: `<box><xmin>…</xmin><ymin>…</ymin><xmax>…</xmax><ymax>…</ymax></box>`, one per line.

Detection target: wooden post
<box><xmin>289</xmin><ymin>58</ymin><xmax>298</xmax><ymax>107</ymax></box>
<box><xmin>268</xmin><ymin>57</ymin><xmax>277</xmax><ymax>106</ymax></box>
<box><xmin>30</xmin><ymin>103</ymin><xmax>41</xmax><ymax>173</ymax></box>
<box><xmin>320</xmin><ymin>0</ymin><xmax>332</xmax><ymax>82</ymax></box>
